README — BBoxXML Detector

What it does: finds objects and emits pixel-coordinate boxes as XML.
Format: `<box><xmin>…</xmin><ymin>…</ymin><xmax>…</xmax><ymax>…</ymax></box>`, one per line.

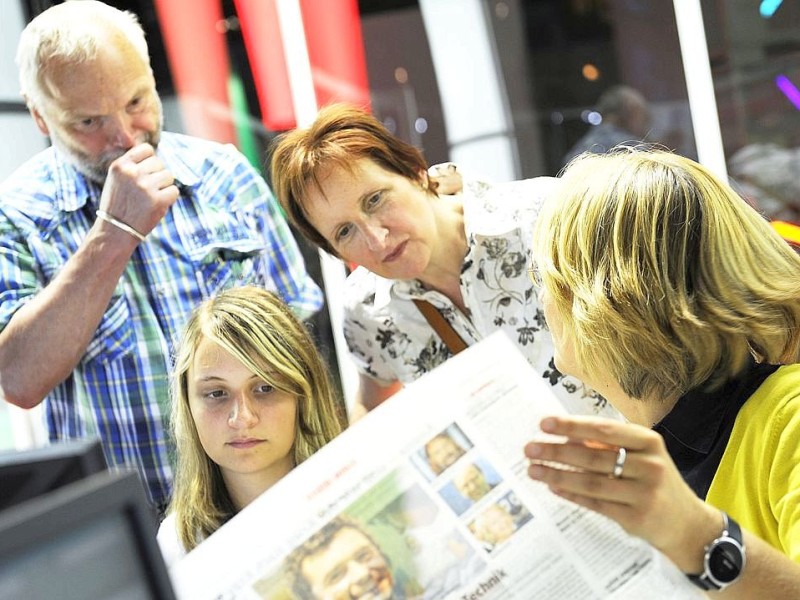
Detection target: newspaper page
<box><xmin>170</xmin><ymin>331</ymin><xmax>705</xmax><ymax>600</ymax></box>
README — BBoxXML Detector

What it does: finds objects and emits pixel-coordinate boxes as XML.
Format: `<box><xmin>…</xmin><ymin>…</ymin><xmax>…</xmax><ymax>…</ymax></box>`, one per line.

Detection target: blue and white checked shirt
<box><xmin>0</xmin><ymin>132</ymin><xmax>323</xmax><ymax>507</ymax></box>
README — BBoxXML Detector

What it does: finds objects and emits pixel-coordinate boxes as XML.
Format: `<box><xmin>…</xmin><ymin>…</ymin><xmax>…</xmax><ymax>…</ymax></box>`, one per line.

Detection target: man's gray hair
<box><xmin>16</xmin><ymin>0</ymin><xmax>150</xmax><ymax>110</ymax></box>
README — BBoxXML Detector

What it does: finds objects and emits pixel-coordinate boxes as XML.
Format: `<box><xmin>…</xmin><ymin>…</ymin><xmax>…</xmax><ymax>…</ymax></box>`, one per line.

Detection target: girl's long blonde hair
<box><xmin>168</xmin><ymin>287</ymin><xmax>346</xmax><ymax>551</ymax></box>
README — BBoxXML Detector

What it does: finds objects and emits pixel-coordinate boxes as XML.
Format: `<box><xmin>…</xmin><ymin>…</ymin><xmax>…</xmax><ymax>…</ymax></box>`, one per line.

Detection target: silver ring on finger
<box><xmin>611</xmin><ymin>446</ymin><xmax>627</xmax><ymax>479</ymax></box>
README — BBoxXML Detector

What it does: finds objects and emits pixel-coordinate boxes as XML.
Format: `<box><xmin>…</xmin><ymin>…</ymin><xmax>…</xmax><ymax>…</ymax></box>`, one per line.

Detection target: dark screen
<box><xmin>0</xmin><ymin>439</ymin><xmax>108</xmax><ymax>511</ymax></box>
<box><xmin>0</xmin><ymin>470</ymin><xmax>176</xmax><ymax>600</ymax></box>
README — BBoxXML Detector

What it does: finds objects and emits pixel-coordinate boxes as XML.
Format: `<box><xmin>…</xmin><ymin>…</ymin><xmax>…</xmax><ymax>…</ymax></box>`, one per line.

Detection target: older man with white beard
<box><xmin>0</xmin><ymin>0</ymin><xmax>323</xmax><ymax>515</ymax></box>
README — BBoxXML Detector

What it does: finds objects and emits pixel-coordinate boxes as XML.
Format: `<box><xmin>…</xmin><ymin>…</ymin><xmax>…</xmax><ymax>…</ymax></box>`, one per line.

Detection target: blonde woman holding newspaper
<box><xmin>525</xmin><ymin>149</ymin><xmax>800</xmax><ymax>597</ymax></box>
<box><xmin>157</xmin><ymin>287</ymin><xmax>346</xmax><ymax>566</ymax></box>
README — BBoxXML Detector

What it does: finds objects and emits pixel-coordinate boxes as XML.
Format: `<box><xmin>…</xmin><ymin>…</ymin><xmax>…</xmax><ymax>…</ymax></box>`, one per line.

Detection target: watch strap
<box><xmin>687</xmin><ymin>512</ymin><xmax>746</xmax><ymax>591</ymax></box>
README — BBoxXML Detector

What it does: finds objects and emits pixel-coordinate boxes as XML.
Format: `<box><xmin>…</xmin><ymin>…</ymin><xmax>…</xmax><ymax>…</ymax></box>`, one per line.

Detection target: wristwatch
<box><xmin>687</xmin><ymin>511</ymin><xmax>746</xmax><ymax>590</ymax></box>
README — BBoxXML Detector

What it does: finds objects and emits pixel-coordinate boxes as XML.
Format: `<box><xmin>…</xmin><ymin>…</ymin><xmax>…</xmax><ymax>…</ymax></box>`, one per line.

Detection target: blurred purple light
<box><xmin>776</xmin><ymin>75</ymin><xmax>800</xmax><ymax>111</ymax></box>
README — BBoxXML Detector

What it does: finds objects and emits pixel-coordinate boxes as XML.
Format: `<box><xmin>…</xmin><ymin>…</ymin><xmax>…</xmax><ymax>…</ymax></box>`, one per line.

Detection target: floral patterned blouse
<box><xmin>342</xmin><ymin>177</ymin><xmax>618</xmax><ymax>418</ymax></box>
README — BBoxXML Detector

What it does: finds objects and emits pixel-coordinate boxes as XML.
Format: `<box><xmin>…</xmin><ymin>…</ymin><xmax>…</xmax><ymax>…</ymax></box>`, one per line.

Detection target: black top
<box><xmin>653</xmin><ymin>359</ymin><xmax>779</xmax><ymax>499</ymax></box>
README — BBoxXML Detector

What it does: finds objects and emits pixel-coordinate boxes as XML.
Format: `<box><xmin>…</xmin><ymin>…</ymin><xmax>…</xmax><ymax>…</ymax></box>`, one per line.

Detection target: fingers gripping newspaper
<box><xmin>170</xmin><ymin>332</ymin><xmax>705</xmax><ymax>600</ymax></box>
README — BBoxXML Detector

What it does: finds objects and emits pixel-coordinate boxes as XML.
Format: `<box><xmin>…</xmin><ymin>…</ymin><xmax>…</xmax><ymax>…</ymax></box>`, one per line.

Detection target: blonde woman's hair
<box><xmin>168</xmin><ymin>287</ymin><xmax>347</xmax><ymax>552</ymax></box>
<box><xmin>16</xmin><ymin>0</ymin><xmax>151</xmax><ymax>111</ymax></box>
<box><xmin>535</xmin><ymin>149</ymin><xmax>800</xmax><ymax>401</ymax></box>
<box><xmin>269</xmin><ymin>103</ymin><xmax>432</xmax><ymax>257</ymax></box>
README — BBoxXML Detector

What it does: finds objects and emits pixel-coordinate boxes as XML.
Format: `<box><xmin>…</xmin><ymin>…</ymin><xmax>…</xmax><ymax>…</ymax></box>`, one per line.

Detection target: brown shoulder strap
<box><xmin>412</xmin><ymin>299</ymin><xmax>469</xmax><ymax>355</ymax></box>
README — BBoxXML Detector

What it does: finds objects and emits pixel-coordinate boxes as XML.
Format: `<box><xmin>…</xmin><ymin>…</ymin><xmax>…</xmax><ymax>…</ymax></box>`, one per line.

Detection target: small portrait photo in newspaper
<box><xmin>411</xmin><ymin>423</ymin><xmax>474</xmax><ymax>481</ymax></box>
<box><xmin>438</xmin><ymin>457</ymin><xmax>503</xmax><ymax>516</ymax></box>
<box><xmin>467</xmin><ymin>490</ymin><xmax>534</xmax><ymax>554</ymax></box>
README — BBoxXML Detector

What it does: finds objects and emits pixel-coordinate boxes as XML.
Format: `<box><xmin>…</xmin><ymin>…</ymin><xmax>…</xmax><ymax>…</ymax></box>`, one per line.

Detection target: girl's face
<box><xmin>304</xmin><ymin>158</ymin><xmax>439</xmax><ymax>281</ymax></box>
<box><xmin>187</xmin><ymin>337</ymin><xmax>297</xmax><ymax>494</ymax></box>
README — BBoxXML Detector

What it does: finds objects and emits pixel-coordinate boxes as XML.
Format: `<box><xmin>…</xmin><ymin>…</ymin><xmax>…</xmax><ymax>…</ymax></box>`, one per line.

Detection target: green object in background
<box><xmin>228</xmin><ymin>72</ymin><xmax>261</xmax><ymax>171</ymax></box>
<box><xmin>228</xmin><ymin>72</ymin><xmax>287</xmax><ymax>219</ymax></box>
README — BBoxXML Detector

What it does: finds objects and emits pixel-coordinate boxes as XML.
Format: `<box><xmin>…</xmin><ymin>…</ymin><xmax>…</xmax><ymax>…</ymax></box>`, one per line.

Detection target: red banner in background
<box><xmin>300</xmin><ymin>0</ymin><xmax>371</xmax><ymax>112</ymax></box>
<box><xmin>235</xmin><ymin>0</ymin><xmax>371</xmax><ymax>131</ymax></box>
<box><xmin>233</xmin><ymin>0</ymin><xmax>294</xmax><ymax>131</ymax></box>
<box><xmin>153</xmin><ymin>0</ymin><xmax>236</xmax><ymax>144</ymax></box>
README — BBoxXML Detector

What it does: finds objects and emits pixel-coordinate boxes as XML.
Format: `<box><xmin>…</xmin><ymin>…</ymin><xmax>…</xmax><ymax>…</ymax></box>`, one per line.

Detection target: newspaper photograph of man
<box><xmin>438</xmin><ymin>457</ymin><xmax>502</xmax><ymax>515</ymax></box>
<box><xmin>284</xmin><ymin>516</ymin><xmax>404</xmax><ymax>599</ymax></box>
<box><xmin>414</xmin><ymin>424</ymin><xmax>473</xmax><ymax>479</ymax></box>
<box><xmin>468</xmin><ymin>491</ymin><xmax>534</xmax><ymax>554</ymax></box>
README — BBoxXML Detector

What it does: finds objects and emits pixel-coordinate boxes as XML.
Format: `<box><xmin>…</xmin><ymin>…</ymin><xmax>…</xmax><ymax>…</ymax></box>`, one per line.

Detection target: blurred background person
<box><xmin>562</xmin><ymin>85</ymin><xmax>652</xmax><ymax>166</ymax></box>
<box><xmin>728</xmin><ymin>143</ymin><xmax>800</xmax><ymax>225</ymax></box>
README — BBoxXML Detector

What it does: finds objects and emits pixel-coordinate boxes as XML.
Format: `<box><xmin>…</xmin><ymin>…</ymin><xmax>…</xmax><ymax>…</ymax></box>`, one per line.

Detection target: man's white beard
<box><xmin>49</xmin><ymin>127</ymin><xmax>162</xmax><ymax>185</ymax></box>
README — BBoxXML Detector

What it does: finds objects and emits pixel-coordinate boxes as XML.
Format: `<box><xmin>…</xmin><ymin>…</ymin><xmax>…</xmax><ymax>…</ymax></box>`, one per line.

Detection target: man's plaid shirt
<box><xmin>0</xmin><ymin>132</ymin><xmax>323</xmax><ymax>507</ymax></box>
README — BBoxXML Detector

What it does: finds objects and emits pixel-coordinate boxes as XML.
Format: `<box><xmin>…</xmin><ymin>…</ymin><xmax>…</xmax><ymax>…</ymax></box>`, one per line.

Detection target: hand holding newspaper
<box><xmin>170</xmin><ymin>332</ymin><xmax>706</xmax><ymax>599</ymax></box>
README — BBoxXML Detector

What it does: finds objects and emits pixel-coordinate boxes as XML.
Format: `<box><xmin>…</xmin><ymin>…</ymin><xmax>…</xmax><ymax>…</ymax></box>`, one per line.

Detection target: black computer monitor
<box><xmin>0</xmin><ymin>469</ymin><xmax>176</xmax><ymax>600</ymax></box>
<box><xmin>0</xmin><ymin>438</ymin><xmax>108</xmax><ymax>511</ymax></box>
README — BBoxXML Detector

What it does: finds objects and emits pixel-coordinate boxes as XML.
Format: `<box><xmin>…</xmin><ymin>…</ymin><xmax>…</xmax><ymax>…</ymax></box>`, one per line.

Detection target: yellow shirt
<box><xmin>706</xmin><ymin>364</ymin><xmax>800</xmax><ymax>561</ymax></box>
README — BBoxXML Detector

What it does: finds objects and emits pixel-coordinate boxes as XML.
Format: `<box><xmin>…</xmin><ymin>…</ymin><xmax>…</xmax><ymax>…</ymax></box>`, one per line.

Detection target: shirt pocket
<box><xmin>178</xmin><ymin>209</ymin><xmax>266</xmax><ymax>299</ymax></box>
<box><xmin>192</xmin><ymin>239</ymin><xmax>265</xmax><ymax>299</ymax></box>
<box><xmin>83</xmin><ymin>290</ymin><xmax>135</xmax><ymax>364</ymax></box>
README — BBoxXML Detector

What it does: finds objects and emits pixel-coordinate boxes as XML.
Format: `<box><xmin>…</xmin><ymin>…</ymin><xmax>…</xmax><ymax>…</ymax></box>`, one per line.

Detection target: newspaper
<box><xmin>170</xmin><ymin>331</ymin><xmax>706</xmax><ymax>600</ymax></box>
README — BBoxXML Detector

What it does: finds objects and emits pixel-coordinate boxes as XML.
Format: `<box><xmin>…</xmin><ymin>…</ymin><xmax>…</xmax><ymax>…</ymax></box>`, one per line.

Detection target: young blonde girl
<box><xmin>158</xmin><ymin>287</ymin><xmax>346</xmax><ymax>565</ymax></box>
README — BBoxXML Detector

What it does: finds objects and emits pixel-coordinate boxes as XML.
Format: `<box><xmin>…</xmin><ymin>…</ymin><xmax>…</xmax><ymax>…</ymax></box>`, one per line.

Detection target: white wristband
<box><xmin>96</xmin><ymin>210</ymin><xmax>146</xmax><ymax>242</ymax></box>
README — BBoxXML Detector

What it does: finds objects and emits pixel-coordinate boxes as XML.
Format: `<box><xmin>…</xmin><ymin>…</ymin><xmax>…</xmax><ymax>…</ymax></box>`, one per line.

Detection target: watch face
<box><xmin>708</xmin><ymin>539</ymin><xmax>745</xmax><ymax>585</ymax></box>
